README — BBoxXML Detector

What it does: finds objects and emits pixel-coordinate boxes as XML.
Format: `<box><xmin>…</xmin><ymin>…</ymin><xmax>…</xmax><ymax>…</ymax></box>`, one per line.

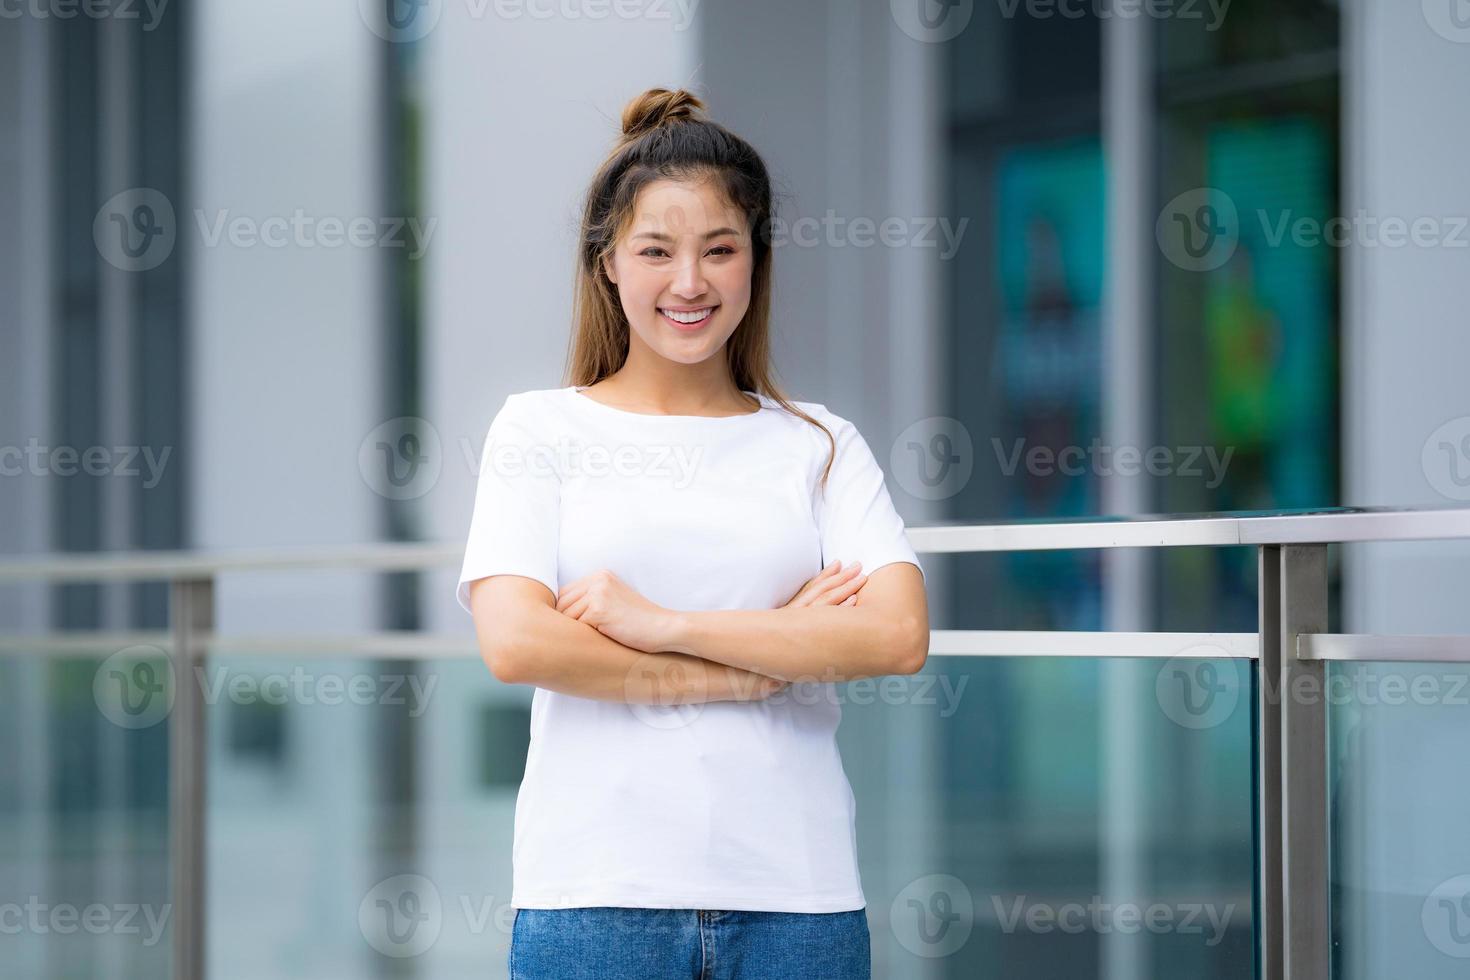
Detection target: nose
<box><xmin>670</xmin><ymin>251</ymin><xmax>708</xmax><ymax>299</ymax></box>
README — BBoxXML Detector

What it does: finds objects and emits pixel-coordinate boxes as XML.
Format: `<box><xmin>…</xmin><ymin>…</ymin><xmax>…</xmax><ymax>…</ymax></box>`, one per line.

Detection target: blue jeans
<box><xmin>509</xmin><ymin>906</ymin><xmax>871</xmax><ymax>979</ymax></box>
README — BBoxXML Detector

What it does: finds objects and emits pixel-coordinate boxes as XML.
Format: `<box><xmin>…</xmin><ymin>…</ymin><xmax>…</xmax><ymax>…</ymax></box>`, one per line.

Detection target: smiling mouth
<box><xmin>659</xmin><ymin>306</ymin><xmax>717</xmax><ymax>328</ymax></box>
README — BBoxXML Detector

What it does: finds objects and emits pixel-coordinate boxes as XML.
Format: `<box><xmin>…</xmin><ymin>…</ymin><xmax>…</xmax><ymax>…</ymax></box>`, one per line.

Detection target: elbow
<box><xmin>481</xmin><ymin>613</ymin><xmax>540</xmax><ymax>686</ymax></box>
<box><xmin>890</xmin><ymin>616</ymin><xmax>929</xmax><ymax>675</ymax></box>
<box><xmin>482</xmin><ymin>638</ymin><xmax>524</xmax><ymax>685</ymax></box>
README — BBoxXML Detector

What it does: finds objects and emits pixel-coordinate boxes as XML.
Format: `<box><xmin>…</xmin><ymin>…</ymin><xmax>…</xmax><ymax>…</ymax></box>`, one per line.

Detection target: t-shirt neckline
<box><xmin>566</xmin><ymin>385</ymin><xmax>768</xmax><ymax>421</ymax></box>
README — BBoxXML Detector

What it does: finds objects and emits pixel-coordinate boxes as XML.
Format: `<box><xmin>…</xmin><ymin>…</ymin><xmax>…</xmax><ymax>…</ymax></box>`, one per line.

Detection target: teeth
<box><xmin>661</xmin><ymin>308</ymin><xmax>713</xmax><ymax>324</ymax></box>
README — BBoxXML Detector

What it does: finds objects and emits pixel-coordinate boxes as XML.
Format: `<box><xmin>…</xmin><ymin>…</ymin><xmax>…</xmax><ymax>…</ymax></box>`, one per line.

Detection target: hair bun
<box><xmin>620</xmin><ymin>88</ymin><xmax>705</xmax><ymax>141</ymax></box>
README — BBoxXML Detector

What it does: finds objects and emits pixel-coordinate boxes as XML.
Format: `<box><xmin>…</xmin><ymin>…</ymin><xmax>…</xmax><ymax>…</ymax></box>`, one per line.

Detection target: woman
<box><xmin>457</xmin><ymin>87</ymin><xmax>929</xmax><ymax>980</ymax></box>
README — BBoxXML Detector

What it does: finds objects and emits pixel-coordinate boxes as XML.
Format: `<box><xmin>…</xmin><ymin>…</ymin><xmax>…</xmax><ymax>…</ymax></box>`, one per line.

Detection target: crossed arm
<box><xmin>469</xmin><ymin>560</ymin><xmax>929</xmax><ymax>704</ymax></box>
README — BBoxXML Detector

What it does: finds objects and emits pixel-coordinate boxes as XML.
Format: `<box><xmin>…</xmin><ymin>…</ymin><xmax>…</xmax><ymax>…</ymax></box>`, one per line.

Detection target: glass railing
<box><xmin>3</xmin><ymin>505</ymin><xmax>1469</xmax><ymax>980</ymax></box>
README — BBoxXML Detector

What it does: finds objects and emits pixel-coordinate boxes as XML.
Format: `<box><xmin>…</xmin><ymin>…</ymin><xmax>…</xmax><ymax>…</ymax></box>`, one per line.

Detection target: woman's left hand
<box><xmin>556</xmin><ymin>569</ymin><xmax>677</xmax><ymax>653</ymax></box>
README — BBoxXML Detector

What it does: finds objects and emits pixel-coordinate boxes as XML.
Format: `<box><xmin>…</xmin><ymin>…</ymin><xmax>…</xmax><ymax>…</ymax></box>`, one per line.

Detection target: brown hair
<box><xmin>563</xmin><ymin>87</ymin><xmax>837</xmax><ymax>490</ymax></box>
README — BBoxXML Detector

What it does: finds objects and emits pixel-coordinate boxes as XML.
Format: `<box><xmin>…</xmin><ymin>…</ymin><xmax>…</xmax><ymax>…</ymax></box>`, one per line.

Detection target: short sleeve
<box><xmin>814</xmin><ymin>411</ymin><xmax>926</xmax><ymax>585</ymax></box>
<box><xmin>455</xmin><ymin>393</ymin><xmax>561</xmax><ymax>614</ymax></box>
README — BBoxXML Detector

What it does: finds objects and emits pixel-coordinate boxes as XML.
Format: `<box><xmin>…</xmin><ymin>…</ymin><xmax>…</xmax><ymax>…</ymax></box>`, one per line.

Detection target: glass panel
<box><xmin>205</xmin><ymin>654</ymin><xmax>519</xmax><ymax>979</ymax></box>
<box><xmin>1329</xmin><ymin>660</ymin><xmax>1470</xmax><ymax>980</ymax></box>
<box><xmin>0</xmin><ymin>649</ymin><xmax>172</xmax><ymax>979</ymax></box>
<box><xmin>846</xmin><ymin>654</ymin><xmax>1255</xmax><ymax>978</ymax></box>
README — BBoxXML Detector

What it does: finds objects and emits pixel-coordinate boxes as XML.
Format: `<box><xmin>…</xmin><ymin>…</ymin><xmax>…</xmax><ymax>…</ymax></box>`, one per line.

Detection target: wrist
<box><xmin>658</xmin><ymin>610</ymin><xmax>696</xmax><ymax>656</ymax></box>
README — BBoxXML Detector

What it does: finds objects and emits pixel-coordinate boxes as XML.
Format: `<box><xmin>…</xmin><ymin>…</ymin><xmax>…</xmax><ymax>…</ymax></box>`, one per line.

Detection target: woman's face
<box><xmin>602</xmin><ymin>177</ymin><xmax>753</xmax><ymax>366</ymax></box>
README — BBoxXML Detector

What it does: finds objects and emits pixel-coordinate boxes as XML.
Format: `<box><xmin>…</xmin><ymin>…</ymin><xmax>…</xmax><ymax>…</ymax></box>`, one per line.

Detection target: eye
<box><xmin>639</xmin><ymin>247</ymin><xmax>669</xmax><ymax>258</ymax></box>
<box><xmin>708</xmin><ymin>245</ymin><xmax>735</xmax><ymax>256</ymax></box>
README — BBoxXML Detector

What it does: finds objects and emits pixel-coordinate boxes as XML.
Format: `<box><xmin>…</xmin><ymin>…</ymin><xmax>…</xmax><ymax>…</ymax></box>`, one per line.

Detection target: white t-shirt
<box><xmin>455</xmin><ymin>385</ymin><xmax>926</xmax><ymax>913</ymax></box>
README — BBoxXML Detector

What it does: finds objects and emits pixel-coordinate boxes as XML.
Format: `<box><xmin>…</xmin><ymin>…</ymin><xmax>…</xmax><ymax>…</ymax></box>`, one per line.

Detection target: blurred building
<box><xmin>1</xmin><ymin>0</ymin><xmax>1468</xmax><ymax>977</ymax></box>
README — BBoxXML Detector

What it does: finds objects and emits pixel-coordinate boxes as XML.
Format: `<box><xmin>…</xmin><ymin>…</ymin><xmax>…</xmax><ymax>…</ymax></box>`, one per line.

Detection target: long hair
<box><xmin>563</xmin><ymin>87</ymin><xmax>837</xmax><ymax>490</ymax></box>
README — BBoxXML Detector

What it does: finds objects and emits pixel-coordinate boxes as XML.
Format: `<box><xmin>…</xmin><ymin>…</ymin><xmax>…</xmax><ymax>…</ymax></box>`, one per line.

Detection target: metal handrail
<box><xmin>2</xmin><ymin>504</ymin><xmax>1469</xmax><ymax>583</ymax></box>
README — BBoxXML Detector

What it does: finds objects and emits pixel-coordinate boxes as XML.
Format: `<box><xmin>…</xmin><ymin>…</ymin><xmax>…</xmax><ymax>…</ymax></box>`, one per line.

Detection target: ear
<box><xmin>602</xmin><ymin>254</ymin><xmax>618</xmax><ymax>285</ymax></box>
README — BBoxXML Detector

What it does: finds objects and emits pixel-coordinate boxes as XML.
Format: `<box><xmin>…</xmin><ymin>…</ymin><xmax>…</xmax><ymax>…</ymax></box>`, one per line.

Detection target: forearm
<box><xmin>662</xmin><ymin>605</ymin><xmax>924</xmax><ymax>683</ymax></box>
<box><xmin>499</xmin><ymin>604</ymin><xmax>780</xmax><ymax>704</ymax></box>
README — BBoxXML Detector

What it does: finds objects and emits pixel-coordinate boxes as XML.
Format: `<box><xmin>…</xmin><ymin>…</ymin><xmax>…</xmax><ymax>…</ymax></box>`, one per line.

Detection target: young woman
<box><xmin>457</xmin><ymin>87</ymin><xmax>929</xmax><ymax>980</ymax></box>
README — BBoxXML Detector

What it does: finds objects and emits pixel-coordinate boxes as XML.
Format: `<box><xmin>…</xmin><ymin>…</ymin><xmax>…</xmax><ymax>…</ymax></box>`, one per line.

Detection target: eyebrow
<box><xmin>631</xmin><ymin>227</ymin><xmax>742</xmax><ymax>243</ymax></box>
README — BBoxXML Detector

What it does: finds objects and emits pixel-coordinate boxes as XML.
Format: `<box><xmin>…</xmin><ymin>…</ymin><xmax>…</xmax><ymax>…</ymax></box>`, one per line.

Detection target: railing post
<box><xmin>170</xmin><ymin>577</ymin><xmax>212</xmax><ymax>980</ymax></box>
<box><xmin>1279</xmin><ymin>545</ymin><xmax>1329</xmax><ymax>980</ymax></box>
<box><xmin>1257</xmin><ymin>545</ymin><xmax>1284</xmax><ymax>980</ymax></box>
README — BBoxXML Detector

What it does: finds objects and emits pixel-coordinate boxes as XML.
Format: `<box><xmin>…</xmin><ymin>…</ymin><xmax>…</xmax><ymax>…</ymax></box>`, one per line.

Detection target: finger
<box><xmin>556</xmin><ymin>576</ymin><xmax>593</xmax><ymax>612</ymax></box>
<box><xmin>817</xmin><ymin>568</ymin><xmax>865</xmax><ymax>604</ymax></box>
<box><xmin>562</xmin><ymin>595</ymin><xmax>589</xmax><ymax>620</ymax></box>
<box><xmin>842</xmin><ymin>595</ymin><xmax>857</xmax><ymax>606</ymax></box>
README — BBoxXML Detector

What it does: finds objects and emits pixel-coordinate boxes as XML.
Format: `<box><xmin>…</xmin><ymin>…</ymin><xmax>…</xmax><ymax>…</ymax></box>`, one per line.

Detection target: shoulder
<box><xmin>778</xmin><ymin>398</ymin><xmax>861</xmax><ymax>444</ymax></box>
<box><xmin>495</xmin><ymin>386</ymin><xmax>570</xmax><ymax>418</ymax></box>
<box><xmin>483</xmin><ymin>387</ymin><xmax>567</xmax><ymax>439</ymax></box>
